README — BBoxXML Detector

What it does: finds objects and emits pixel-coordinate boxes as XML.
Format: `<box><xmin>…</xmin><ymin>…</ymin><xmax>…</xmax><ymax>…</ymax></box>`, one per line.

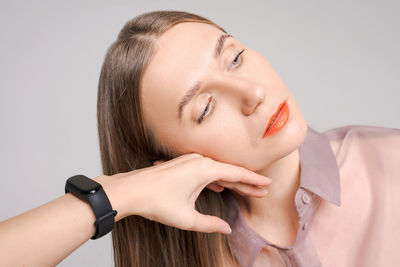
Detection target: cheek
<box><xmin>200</xmin><ymin>139</ymin><xmax>248</xmax><ymax>164</ymax></box>
<box><xmin>186</xmin><ymin>107</ymin><xmax>262</xmax><ymax>168</ymax></box>
<box><xmin>203</xmin><ymin>144</ymin><xmax>271</xmax><ymax>172</ymax></box>
<box><xmin>184</xmin><ymin>121</ymin><xmax>248</xmax><ymax>162</ymax></box>
<box><xmin>194</xmin><ymin>130</ymin><xmax>268</xmax><ymax>171</ymax></box>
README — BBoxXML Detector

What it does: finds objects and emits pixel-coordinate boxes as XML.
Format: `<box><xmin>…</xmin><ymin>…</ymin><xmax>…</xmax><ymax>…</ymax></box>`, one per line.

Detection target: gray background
<box><xmin>1</xmin><ymin>0</ymin><xmax>399</xmax><ymax>266</ymax></box>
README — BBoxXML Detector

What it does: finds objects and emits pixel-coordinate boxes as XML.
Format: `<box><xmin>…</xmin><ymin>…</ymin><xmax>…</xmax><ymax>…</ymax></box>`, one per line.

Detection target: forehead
<box><xmin>141</xmin><ymin>22</ymin><xmax>224</xmax><ymax>127</ymax></box>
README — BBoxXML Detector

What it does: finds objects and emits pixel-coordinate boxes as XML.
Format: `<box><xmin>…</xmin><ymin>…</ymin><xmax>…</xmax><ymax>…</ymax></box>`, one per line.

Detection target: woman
<box><xmin>2</xmin><ymin>9</ymin><xmax>398</xmax><ymax>267</ymax></box>
<box><xmin>98</xmin><ymin>9</ymin><xmax>308</xmax><ymax>267</ymax></box>
<box><xmin>97</xmin><ymin>10</ymin><xmax>400</xmax><ymax>267</ymax></box>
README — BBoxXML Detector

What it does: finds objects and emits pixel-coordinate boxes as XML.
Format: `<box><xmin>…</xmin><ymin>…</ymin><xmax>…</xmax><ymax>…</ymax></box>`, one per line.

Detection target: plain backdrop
<box><xmin>1</xmin><ymin>0</ymin><xmax>399</xmax><ymax>266</ymax></box>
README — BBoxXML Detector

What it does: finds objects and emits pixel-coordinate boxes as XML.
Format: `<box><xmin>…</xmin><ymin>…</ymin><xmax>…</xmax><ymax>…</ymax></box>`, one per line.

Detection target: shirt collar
<box><xmin>222</xmin><ymin>125</ymin><xmax>341</xmax><ymax>266</ymax></box>
<box><xmin>299</xmin><ymin>125</ymin><xmax>341</xmax><ymax>207</ymax></box>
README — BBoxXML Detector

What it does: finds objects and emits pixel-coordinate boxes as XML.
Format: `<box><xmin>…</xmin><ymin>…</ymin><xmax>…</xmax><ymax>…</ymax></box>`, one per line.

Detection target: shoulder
<box><xmin>322</xmin><ymin>124</ymin><xmax>400</xmax><ymax>171</ymax></box>
<box><xmin>323</xmin><ymin>124</ymin><xmax>400</xmax><ymax>148</ymax></box>
<box><xmin>323</xmin><ymin>124</ymin><xmax>400</xmax><ymax>141</ymax></box>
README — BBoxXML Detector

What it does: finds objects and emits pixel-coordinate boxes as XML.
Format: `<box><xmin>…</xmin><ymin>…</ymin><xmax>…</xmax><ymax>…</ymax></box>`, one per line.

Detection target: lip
<box><xmin>263</xmin><ymin>97</ymin><xmax>290</xmax><ymax>138</ymax></box>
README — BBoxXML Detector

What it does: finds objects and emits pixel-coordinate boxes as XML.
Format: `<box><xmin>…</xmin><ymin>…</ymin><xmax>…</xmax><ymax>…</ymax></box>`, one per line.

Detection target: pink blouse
<box><xmin>224</xmin><ymin>124</ymin><xmax>400</xmax><ymax>267</ymax></box>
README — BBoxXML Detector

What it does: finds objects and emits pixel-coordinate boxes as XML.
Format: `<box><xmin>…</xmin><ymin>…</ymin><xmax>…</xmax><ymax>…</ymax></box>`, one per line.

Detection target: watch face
<box><xmin>67</xmin><ymin>175</ymin><xmax>102</xmax><ymax>194</ymax></box>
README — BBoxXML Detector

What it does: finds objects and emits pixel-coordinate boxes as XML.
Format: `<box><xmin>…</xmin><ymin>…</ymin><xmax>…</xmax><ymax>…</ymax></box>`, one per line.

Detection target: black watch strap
<box><xmin>65</xmin><ymin>175</ymin><xmax>118</xmax><ymax>240</ymax></box>
<box><xmin>87</xmin><ymin>187</ymin><xmax>117</xmax><ymax>239</ymax></box>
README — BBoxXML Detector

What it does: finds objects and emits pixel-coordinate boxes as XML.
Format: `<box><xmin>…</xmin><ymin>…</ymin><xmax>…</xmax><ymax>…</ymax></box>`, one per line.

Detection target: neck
<box><xmin>231</xmin><ymin>148</ymin><xmax>301</xmax><ymax>222</ymax></box>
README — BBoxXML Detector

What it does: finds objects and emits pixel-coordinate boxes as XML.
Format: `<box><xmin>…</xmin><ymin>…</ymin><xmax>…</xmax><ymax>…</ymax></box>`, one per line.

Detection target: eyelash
<box><xmin>196</xmin><ymin>48</ymin><xmax>245</xmax><ymax>124</ymax></box>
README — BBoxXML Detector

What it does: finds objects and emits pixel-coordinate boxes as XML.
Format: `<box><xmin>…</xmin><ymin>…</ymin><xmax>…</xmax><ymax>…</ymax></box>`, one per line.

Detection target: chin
<box><xmin>262</xmin><ymin>105</ymin><xmax>308</xmax><ymax>167</ymax></box>
<box><xmin>283</xmin><ymin>108</ymin><xmax>308</xmax><ymax>150</ymax></box>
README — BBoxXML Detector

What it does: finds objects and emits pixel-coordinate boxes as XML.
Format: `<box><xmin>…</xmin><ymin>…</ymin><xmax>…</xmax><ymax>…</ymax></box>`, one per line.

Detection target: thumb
<box><xmin>190</xmin><ymin>210</ymin><xmax>232</xmax><ymax>234</ymax></box>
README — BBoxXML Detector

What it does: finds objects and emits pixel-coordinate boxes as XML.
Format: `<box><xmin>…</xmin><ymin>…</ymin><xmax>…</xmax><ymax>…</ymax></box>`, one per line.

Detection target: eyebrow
<box><xmin>177</xmin><ymin>33</ymin><xmax>232</xmax><ymax>122</ymax></box>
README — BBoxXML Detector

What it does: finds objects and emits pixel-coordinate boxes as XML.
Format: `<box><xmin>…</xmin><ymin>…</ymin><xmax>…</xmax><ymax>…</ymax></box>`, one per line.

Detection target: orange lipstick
<box><xmin>263</xmin><ymin>99</ymin><xmax>289</xmax><ymax>138</ymax></box>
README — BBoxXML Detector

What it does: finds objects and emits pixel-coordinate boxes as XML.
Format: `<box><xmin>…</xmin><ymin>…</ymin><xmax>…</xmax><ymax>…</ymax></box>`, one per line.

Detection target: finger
<box><xmin>206</xmin><ymin>183</ymin><xmax>225</xmax><ymax>192</ymax></box>
<box><xmin>190</xmin><ymin>210</ymin><xmax>232</xmax><ymax>234</ymax></box>
<box><xmin>216</xmin><ymin>181</ymin><xmax>268</xmax><ymax>197</ymax></box>
<box><xmin>203</xmin><ymin>159</ymin><xmax>272</xmax><ymax>186</ymax></box>
<box><xmin>177</xmin><ymin>153</ymin><xmax>204</xmax><ymax>161</ymax></box>
<box><xmin>216</xmin><ymin>180</ymin><xmax>270</xmax><ymax>190</ymax></box>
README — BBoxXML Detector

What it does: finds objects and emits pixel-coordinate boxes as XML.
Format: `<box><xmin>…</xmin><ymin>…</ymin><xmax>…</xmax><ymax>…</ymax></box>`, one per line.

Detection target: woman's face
<box><xmin>141</xmin><ymin>22</ymin><xmax>307</xmax><ymax>172</ymax></box>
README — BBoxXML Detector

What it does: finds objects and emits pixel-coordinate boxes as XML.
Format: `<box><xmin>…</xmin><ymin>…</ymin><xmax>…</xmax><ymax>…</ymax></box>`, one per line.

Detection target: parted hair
<box><xmin>97</xmin><ymin>10</ymin><xmax>238</xmax><ymax>267</ymax></box>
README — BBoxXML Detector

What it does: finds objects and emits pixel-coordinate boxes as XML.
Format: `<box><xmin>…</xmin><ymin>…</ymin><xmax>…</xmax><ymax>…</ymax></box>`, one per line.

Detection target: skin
<box><xmin>0</xmin><ymin>153</ymin><xmax>273</xmax><ymax>266</ymax></box>
<box><xmin>141</xmin><ymin>22</ymin><xmax>308</xmax><ymax>245</ymax></box>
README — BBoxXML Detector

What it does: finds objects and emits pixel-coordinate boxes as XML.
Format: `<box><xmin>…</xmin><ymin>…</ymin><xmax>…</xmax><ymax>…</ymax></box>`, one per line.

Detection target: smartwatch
<box><xmin>65</xmin><ymin>174</ymin><xmax>118</xmax><ymax>239</ymax></box>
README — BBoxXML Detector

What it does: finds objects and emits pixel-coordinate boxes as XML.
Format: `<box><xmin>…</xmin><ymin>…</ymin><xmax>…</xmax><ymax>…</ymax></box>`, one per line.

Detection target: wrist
<box><xmin>93</xmin><ymin>175</ymin><xmax>129</xmax><ymax>222</ymax></box>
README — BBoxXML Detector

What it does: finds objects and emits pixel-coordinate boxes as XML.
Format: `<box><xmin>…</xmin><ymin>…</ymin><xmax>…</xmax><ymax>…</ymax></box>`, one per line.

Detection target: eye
<box><xmin>229</xmin><ymin>48</ymin><xmax>245</xmax><ymax>69</ymax></box>
<box><xmin>195</xmin><ymin>49</ymin><xmax>244</xmax><ymax>124</ymax></box>
<box><xmin>197</xmin><ymin>96</ymin><xmax>214</xmax><ymax>124</ymax></box>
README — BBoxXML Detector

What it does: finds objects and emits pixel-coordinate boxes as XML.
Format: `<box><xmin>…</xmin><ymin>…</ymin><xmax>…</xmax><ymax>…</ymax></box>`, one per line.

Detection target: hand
<box><xmin>153</xmin><ymin>159</ymin><xmax>261</xmax><ymax>194</ymax></box>
<box><xmin>105</xmin><ymin>153</ymin><xmax>272</xmax><ymax>235</ymax></box>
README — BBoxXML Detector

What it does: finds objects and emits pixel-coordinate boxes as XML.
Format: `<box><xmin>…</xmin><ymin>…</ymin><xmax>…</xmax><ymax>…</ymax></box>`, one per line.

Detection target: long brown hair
<box><xmin>97</xmin><ymin>10</ymin><xmax>238</xmax><ymax>267</ymax></box>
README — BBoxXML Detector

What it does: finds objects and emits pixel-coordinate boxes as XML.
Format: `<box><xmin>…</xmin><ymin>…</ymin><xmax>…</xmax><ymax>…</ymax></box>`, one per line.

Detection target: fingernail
<box><xmin>226</xmin><ymin>227</ymin><xmax>232</xmax><ymax>234</ymax></box>
<box><xmin>223</xmin><ymin>225</ymin><xmax>232</xmax><ymax>234</ymax></box>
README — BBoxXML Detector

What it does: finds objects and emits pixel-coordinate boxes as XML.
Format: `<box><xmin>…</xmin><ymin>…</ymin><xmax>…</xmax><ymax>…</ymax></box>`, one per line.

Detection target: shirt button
<box><xmin>302</xmin><ymin>222</ymin><xmax>308</xmax><ymax>231</ymax></box>
<box><xmin>302</xmin><ymin>193</ymin><xmax>310</xmax><ymax>204</ymax></box>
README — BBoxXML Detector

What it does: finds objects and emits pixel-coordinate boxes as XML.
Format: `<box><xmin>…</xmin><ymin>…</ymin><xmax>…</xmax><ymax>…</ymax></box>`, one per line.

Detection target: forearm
<box><xmin>0</xmin><ymin>175</ymin><xmax>126</xmax><ymax>267</ymax></box>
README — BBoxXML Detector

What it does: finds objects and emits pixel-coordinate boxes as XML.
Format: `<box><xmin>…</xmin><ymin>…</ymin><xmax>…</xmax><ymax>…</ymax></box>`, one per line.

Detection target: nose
<box><xmin>239</xmin><ymin>82</ymin><xmax>265</xmax><ymax>115</ymax></box>
<box><xmin>216</xmin><ymin>76</ymin><xmax>266</xmax><ymax>116</ymax></box>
